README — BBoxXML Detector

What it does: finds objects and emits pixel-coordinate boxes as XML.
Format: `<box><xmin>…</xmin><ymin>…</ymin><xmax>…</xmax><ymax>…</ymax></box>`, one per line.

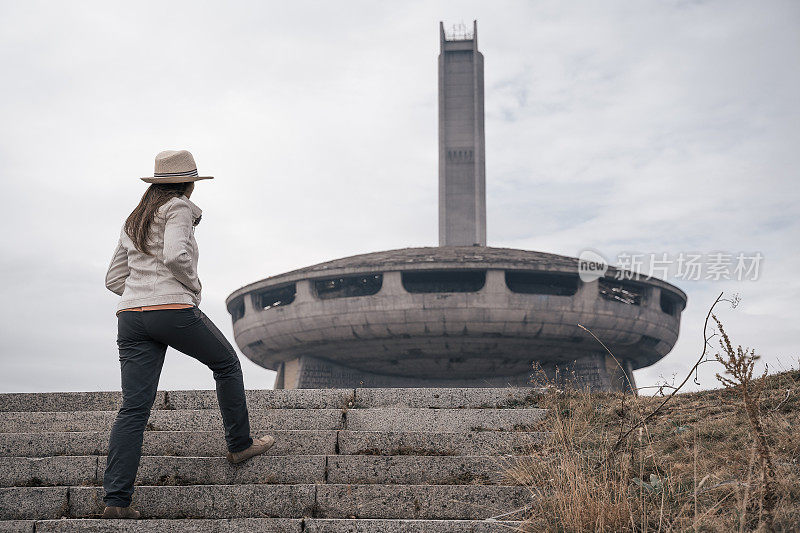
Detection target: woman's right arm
<box><xmin>105</xmin><ymin>237</ymin><xmax>129</xmax><ymax>296</ymax></box>
<box><xmin>163</xmin><ymin>199</ymin><xmax>202</xmax><ymax>294</ymax></box>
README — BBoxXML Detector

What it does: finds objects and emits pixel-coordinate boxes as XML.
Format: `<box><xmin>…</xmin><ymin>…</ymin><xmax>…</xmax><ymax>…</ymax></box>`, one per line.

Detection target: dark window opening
<box><xmin>402</xmin><ymin>270</ymin><xmax>486</xmax><ymax>293</ymax></box>
<box><xmin>505</xmin><ymin>271</ymin><xmax>579</xmax><ymax>296</ymax></box>
<box><xmin>637</xmin><ymin>335</ymin><xmax>661</xmax><ymax>349</ymax></box>
<box><xmin>228</xmin><ymin>297</ymin><xmax>245</xmax><ymax>322</ymax></box>
<box><xmin>660</xmin><ymin>291</ymin><xmax>681</xmax><ymax>316</ymax></box>
<box><xmin>447</xmin><ymin>147</ymin><xmax>475</xmax><ymax>163</ymax></box>
<box><xmin>256</xmin><ymin>284</ymin><xmax>296</xmax><ymax>310</ymax></box>
<box><xmin>314</xmin><ymin>274</ymin><xmax>382</xmax><ymax>300</ymax></box>
<box><xmin>598</xmin><ymin>278</ymin><xmax>644</xmax><ymax>305</ymax></box>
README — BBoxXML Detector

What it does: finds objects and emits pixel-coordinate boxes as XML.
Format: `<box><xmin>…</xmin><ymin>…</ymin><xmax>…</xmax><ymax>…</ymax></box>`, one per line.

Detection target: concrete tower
<box><xmin>438</xmin><ymin>20</ymin><xmax>486</xmax><ymax>247</ymax></box>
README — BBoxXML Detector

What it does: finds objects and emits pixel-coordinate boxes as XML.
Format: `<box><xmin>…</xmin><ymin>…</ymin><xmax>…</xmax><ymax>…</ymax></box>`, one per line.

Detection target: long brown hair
<box><xmin>124</xmin><ymin>182</ymin><xmax>191</xmax><ymax>255</ymax></box>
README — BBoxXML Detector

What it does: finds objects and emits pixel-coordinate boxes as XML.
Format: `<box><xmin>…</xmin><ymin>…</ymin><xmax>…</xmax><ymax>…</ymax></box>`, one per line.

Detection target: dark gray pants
<box><xmin>103</xmin><ymin>306</ymin><xmax>253</xmax><ymax>507</ymax></box>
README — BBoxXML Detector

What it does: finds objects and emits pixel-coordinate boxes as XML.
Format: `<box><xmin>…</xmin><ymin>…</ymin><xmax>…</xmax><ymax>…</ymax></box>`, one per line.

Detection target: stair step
<box><xmin>0</xmin><ymin>430</ymin><xmax>544</xmax><ymax>458</ymax></box>
<box><xmin>0</xmin><ymin>430</ymin><xmax>337</xmax><ymax>458</ymax></box>
<box><xmin>352</xmin><ymin>387</ymin><xmax>542</xmax><ymax>409</ymax></box>
<box><xmin>17</xmin><ymin>518</ymin><xmax>303</xmax><ymax>532</ymax></box>
<box><xmin>0</xmin><ymin>485</ymin><xmax>314</xmax><ymax>520</ymax></box>
<box><xmin>345</xmin><ymin>408</ymin><xmax>546</xmax><ymax>432</ymax></box>
<box><xmin>324</xmin><ymin>455</ymin><xmax>527</xmax><ymax>485</ymax></box>
<box><xmin>0</xmin><ymin>455</ymin><xmax>532</xmax><ymax>487</ymax></box>
<box><xmin>12</xmin><ymin>518</ymin><xmax>526</xmax><ymax>532</ymax></box>
<box><xmin>317</xmin><ymin>484</ymin><xmax>529</xmax><ymax>520</ymax></box>
<box><xmin>0</xmin><ymin>388</ymin><xmax>543</xmax><ymax>412</ymax></box>
<box><xmin>305</xmin><ymin>519</ymin><xmax>526</xmax><ymax>533</ymax></box>
<box><xmin>1</xmin><ymin>408</ymin><xmax>546</xmax><ymax>434</ymax></box>
<box><xmin>0</xmin><ymin>487</ymin><xmax>67</xmax><ymax>520</ymax></box>
<box><xmin>0</xmin><ymin>485</ymin><xmax>530</xmax><ymax>520</ymax></box>
<box><xmin>167</xmin><ymin>390</ymin><xmax>353</xmax><ymax>411</ymax></box>
<box><xmin>0</xmin><ymin>521</ymin><xmax>30</xmax><ymax>533</ymax></box>
<box><xmin>0</xmin><ymin>455</ymin><xmax>325</xmax><ymax>487</ymax></box>
<box><xmin>0</xmin><ymin>456</ymin><xmax>97</xmax><ymax>487</ymax></box>
<box><xmin>1</xmin><ymin>410</ymin><xmax>344</xmax><ymax>433</ymax></box>
<box><xmin>338</xmin><ymin>430</ymin><xmax>545</xmax><ymax>456</ymax></box>
<box><xmin>0</xmin><ymin>390</ymin><xmax>353</xmax><ymax>413</ymax></box>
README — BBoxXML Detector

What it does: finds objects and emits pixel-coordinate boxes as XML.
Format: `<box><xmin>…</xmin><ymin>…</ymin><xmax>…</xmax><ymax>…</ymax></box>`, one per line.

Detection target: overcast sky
<box><xmin>0</xmin><ymin>0</ymin><xmax>797</xmax><ymax>394</ymax></box>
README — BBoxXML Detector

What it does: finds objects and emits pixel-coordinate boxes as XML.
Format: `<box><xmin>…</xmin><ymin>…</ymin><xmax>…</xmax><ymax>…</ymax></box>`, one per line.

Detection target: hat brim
<box><xmin>141</xmin><ymin>176</ymin><xmax>214</xmax><ymax>183</ymax></box>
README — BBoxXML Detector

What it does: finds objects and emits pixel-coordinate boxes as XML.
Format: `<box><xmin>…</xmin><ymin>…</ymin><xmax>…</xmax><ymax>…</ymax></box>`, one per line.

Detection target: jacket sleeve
<box><xmin>105</xmin><ymin>238</ymin><xmax>129</xmax><ymax>296</ymax></box>
<box><xmin>163</xmin><ymin>200</ymin><xmax>202</xmax><ymax>293</ymax></box>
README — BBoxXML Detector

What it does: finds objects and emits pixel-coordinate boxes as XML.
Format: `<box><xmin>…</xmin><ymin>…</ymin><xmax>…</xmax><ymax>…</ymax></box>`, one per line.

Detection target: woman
<box><xmin>102</xmin><ymin>150</ymin><xmax>274</xmax><ymax>519</ymax></box>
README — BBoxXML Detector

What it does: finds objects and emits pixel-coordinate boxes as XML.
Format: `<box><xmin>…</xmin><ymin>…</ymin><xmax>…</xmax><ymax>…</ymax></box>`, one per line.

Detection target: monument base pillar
<box><xmin>273</xmin><ymin>354</ymin><xmax>636</xmax><ymax>392</ymax></box>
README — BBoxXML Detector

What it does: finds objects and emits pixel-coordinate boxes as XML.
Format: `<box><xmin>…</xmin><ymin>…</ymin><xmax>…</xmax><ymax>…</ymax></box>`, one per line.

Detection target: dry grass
<box><xmin>505</xmin><ymin>361</ymin><xmax>799</xmax><ymax>532</ymax></box>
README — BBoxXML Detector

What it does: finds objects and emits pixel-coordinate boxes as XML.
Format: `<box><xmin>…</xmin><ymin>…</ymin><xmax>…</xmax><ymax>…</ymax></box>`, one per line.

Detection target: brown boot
<box><xmin>102</xmin><ymin>505</ymin><xmax>141</xmax><ymax>519</ymax></box>
<box><xmin>226</xmin><ymin>434</ymin><xmax>276</xmax><ymax>464</ymax></box>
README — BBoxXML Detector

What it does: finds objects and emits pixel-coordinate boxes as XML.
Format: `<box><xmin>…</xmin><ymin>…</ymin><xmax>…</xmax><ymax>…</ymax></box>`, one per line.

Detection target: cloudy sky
<box><xmin>0</xmin><ymin>0</ymin><xmax>797</xmax><ymax>394</ymax></box>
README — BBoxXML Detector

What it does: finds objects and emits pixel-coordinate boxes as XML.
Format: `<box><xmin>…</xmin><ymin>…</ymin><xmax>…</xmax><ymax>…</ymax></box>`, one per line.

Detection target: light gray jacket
<box><xmin>105</xmin><ymin>194</ymin><xmax>203</xmax><ymax>312</ymax></box>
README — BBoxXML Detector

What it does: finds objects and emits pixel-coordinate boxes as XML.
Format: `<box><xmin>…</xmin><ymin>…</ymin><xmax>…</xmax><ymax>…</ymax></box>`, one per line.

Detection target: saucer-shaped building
<box><xmin>226</xmin><ymin>246</ymin><xmax>685</xmax><ymax>391</ymax></box>
<box><xmin>226</xmin><ymin>22</ymin><xmax>686</xmax><ymax>391</ymax></box>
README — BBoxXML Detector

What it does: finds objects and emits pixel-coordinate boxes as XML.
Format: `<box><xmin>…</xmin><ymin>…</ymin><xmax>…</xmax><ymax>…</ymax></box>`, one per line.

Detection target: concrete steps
<box><xmin>0</xmin><ymin>430</ymin><xmax>542</xmax><ymax>457</ymax></box>
<box><xmin>0</xmin><ymin>454</ymin><xmax>533</xmax><ymax>486</ymax></box>
<box><xmin>0</xmin><ymin>388</ymin><xmax>542</xmax><ymax>412</ymax></box>
<box><xmin>0</xmin><ymin>387</ymin><xmax>544</xmax><ymax>531</ymax></box>
<box><xmin>3</xmin><ymin>518</ymin><xmax>525</xmax><ymax>532</ymax></box>
<box><xmin>1</xmin><ymin>408</ymin><xmax>544</xmax><ymax>433</ymax></box>
<box><xmin>2</xmin><ymin>484</ymin><xmax>531</xmax><ymax>519</ymax></box>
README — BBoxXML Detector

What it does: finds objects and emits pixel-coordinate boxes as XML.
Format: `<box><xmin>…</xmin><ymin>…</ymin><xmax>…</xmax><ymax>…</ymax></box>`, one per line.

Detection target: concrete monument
<box><xmin>226</xmin><ymin>21</ymin><xmax>686</xmax><ymax>392</ymax></box>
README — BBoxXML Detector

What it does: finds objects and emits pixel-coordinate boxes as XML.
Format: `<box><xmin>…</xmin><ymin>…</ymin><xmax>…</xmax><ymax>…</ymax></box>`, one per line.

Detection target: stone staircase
<box><xmin>0</xmin><ymin>388</ymin><xmax>546</xmax><ymax>532</ymax></box>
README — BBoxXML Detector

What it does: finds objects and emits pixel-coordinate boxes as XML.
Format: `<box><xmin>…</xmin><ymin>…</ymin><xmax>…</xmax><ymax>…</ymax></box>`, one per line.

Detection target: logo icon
<box><xmin>578</xmin><ymin>249</ymin><xmax>608</xmax><ymax>282</ymax></box>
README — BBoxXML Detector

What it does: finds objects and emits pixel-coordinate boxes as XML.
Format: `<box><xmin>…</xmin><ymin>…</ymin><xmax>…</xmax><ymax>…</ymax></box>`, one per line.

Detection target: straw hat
<box><xmin>141</xmin><ymin>150</ymin><xmax>214</xmax><ymax>183</ymax></box>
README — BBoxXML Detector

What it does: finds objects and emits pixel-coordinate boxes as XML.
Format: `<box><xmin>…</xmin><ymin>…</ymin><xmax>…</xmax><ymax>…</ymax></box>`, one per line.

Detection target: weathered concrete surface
<box><xmin>165</xmin><ymin>389</ymin><xmax>354</xmax><ymax>411</ymax></box>
<box><xmin>35</xmin><ymin>519</ymin><xmax>303</xmax><ymax>532</ymax></box>
<box><xmin>28</xmin><ymin>519</ymin><xmax>525</xmax><ymax>532</ymax></box>
<box><xmin>304</xmin><ymin>519</ymin><xmax>524</xmax><ymax>532</ymax></box>
<box><xmin>353</xmin><ymin>387</ymin><xmax>544</xmax><ymax>409</ymax></box>
<box><xmin>68</xmin><ymin>485</ymin><xmax>316</xmax><ymax>519</ymax></box>
<box><xmin>326</xmin><ymin>455</ymin><xmax>523</xmax><ymax>485</ymax></box>
<box><xmin>1</xmin><ymin>409</ymin><xmax>344</xmax><ymax>433</ymax></box>
<box><xmin>0</xmin><ymin>389</ymin><xmax>354</xmax><ymax>412</ymax></box>
<box><xmin>0</xmin><ymin>520</ymin><xmax>34</xmax><ymax>532</ymax></box>
<box><xmin>337</xmin><ymin>430</ymin><xmax>545</xmax><ymax>456</ymax></box>
<box><xmin>124</xmin><ymin>456</ymin><xmax>325</xmax><ymax>486</ymax></box>
<box><xmin>0</xmin><ymin>455</ymin><xmax>524</xmax><ymax>487</ymax></box>
<box><xmin>36</xmin><ymin>519</ymin><xmax>302</xmax><ymax>532</ymax></box>
<box><xmin>0</xmin><ymin>454</ymin><xmax>536</xmax><ymax>488</ymax></box>
<box><xmin>316</xmin><ymin>485</ymin><xmax>530</xmax><ymax>520</ymax></box>
<box><xmin>0</xmin><ymin>487</ymin><xmax>67</xmax><ymax>519</ymax></box>
<box><xmin>0</xmin><ymin>456</ymin><xmax>326</xmax><ymax>487</ymax></box>
<box><xmin>345</xmin><ymin>408</ymin><xmax>546</xmax><ymax>432</ymax></box>
<box><xmin>0</xmin><ymin>392</ymin><xmax>163</xmax><ymax>413</ymax></box>
<box><xmin>2</xmin><ymin>408</ymin><xmax>545</xmax><ymax>434</ymax></box>
<box><xmin>0</xmin><ymin>386</ymin><xmax>544</xmax><ymax>412</ymax></box>
<box><xmin>0</xmin><ymin>430</ymin><xmax>337</xmax><ymax>458</ymax></box>
<box><xmin>281</xmin><ymin>356</ymin><xmax>538</xmax><ymax>390</ymax></box>
<box><xmin>0</xmin><ymin>456</ymin><xmax>97</xmax><ymax>487</ymax></box>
